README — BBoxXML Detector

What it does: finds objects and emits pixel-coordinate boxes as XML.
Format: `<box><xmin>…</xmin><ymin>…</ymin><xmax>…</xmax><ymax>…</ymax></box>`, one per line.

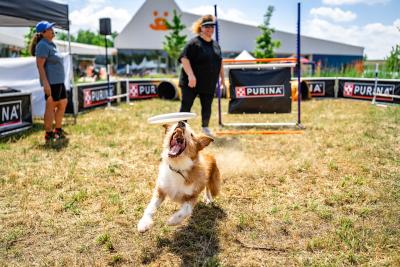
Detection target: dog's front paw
<box><xmin>167</xmin><ymin>213</ymin><xmax>185</xmax><ymax>226</ymax></box>
<box><xmin>137</xmin><ymin>216</ymin><xmax>153</xmax><ymax>233</ymax></box>
<box><xmin>204</xmin><ymin>195</ymin><xmax>213</xmax><ymax>205</ymax></box>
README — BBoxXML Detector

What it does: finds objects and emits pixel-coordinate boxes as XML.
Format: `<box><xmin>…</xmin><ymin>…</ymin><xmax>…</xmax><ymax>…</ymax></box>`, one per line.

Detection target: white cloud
<box><xmin>310</xmin><ymin>7</ymin><xmax>357</xmax><ymax>22</ymax></box>
<box><xmin>304</xmin><ymin>18</ymin><xmax>400</xmax><ymax>59</ymax></box>
<box><xmin>322</xmin><ymin>0</ymin><xmax>389</xmax><ymax>5</ymax></box>
<box><xmin>187</xmin><ymin>5</ymin><xmax>259</xmax><ymax>26</ymax></box>
<box><xmin>69</xmin><ymin>3</ymin><xmax>131</xmax><ymax>33</ymax></box>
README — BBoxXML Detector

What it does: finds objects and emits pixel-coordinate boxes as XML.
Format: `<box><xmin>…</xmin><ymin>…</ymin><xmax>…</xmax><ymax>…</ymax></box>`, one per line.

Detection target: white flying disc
<box><xmin>147</xmin><ymin>112</ymin><xmax>197</xmax><ymax>124</ymax></box>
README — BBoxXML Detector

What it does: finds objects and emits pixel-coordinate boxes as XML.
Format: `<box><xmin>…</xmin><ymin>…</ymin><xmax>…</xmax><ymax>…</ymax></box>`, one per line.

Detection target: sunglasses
<box><xmin>202</xmin><ymin>25</ymin><xmax>215</xmax><ymax>29</ymax></box>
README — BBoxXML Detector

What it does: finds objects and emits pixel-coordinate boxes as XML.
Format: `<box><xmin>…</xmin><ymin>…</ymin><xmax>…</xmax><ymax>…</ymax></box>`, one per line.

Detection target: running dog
<box><xmin>138</xmin><ymin>121</ymin><xmax>221</xmax><ymax>233</ymax></box>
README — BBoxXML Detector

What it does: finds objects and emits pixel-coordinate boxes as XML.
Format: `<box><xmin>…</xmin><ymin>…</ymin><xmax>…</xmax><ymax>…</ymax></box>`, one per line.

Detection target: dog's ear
<box><xmin>196</xmin><ymin>134</ymin><xmax>214</xmax><ymax>151</ymax></box>
<box><xmin>162</xmin><ymin>124</ymin><xmax>170</xmax><ymax>134</ymax></box>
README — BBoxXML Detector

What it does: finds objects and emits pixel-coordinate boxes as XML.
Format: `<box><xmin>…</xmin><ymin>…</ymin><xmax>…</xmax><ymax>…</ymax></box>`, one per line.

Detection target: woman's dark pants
<box><xmin>179</xmin><ymin>87</ymin><xmax>214</xmax><ymax>127</ymax></box>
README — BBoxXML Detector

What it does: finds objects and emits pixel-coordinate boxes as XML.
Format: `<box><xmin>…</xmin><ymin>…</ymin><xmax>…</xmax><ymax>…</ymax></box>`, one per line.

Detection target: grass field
<box><xmin>1</xmin><ymin>98</ymin><xmax>399</xmax><ymax>266</ymax></box>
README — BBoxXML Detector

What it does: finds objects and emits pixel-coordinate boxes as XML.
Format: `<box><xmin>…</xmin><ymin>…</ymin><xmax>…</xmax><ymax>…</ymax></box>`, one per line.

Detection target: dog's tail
<box><xmin>207</xmin><ymin>156</ymin><xmax>221</xmax><ymax>197</ymax></box>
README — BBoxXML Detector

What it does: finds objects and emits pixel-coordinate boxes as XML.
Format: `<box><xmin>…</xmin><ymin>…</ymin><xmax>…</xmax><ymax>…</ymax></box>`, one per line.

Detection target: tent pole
<box><xmin>214</xmin><ymin>4</ymin><xmax>222</xmax><ymax>127</ymax></box>
<box><xmin>296</xmin><ymin>2</ymin><xmax>301</xmax><ymax>127</ymax></box>
<box><xmin>67</xmin><ymin>8</ymin><xmax>77</xmax><ymax>124</ymax></box>
<box><xmin>105</xmin><ymin>34</ymin><xmax>111</xmax><ymax>108</ymax></box>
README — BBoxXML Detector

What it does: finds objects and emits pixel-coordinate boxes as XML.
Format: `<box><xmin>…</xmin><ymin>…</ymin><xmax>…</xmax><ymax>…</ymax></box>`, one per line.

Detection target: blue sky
<box><xmin>60</xmin><ymin>0</ymin><xmax>400</xmax><ymax>59</ymax></box>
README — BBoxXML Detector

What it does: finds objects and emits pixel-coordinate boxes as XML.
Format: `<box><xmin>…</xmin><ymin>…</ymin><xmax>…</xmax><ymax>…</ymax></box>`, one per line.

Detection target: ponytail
<box><xmin>29</xmin><ymin>33</ymin><xmax>43</xmax><ymax>56</ymax></box>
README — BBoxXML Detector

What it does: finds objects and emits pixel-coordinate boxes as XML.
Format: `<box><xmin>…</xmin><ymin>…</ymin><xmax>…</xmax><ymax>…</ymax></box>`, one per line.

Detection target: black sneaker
<box><xmin>45</xmin><ymin>132</ymin><xmax>56</xmax><ymax>144</ymax></box>
<box><xmin>54</xmin><ymin>128</ymin><xmax>68</xmax><ymax>139</ymax></box>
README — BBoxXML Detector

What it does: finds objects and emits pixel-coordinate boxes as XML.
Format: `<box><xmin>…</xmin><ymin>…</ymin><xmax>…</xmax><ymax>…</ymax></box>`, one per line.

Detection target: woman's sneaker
<box><xmin>202</xmin><ymin>127</ymin><xmax>214</xmax><ymax>137</ymax></box>
<box><xmin>45</xmin><ymin>132</ymin><xmax>56</xmax><ymax>144</ymax></box>
<box><xmin>54</xmin><ymin>128</ymin><xmax>68</xmax><ymax>140</ymax></box>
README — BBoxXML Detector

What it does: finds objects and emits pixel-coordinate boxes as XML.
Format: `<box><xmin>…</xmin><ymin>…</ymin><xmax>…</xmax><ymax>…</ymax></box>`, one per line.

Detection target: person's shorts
<box><xmin>45</xmin><ymin>83</ymin><xmax>67</xmax><ymax>101</ymax></box>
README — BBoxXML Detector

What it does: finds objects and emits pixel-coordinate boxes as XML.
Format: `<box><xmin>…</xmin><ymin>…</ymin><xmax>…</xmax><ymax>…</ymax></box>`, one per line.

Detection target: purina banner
<box><xmin>338</xmin><ymin>78</ymin><xmax>400</xmax><ymax>103</ymax></box>
<box><xmin>120</xmin><ymin>80</ymin><xmax>178</xmax><ymax>101</ymax></box>
<box><xmin>128</xmin><ymin>82</ymin><xmax>158</xmax><ymax>99</ymax></box>
<box><xmin>0</xmin><ymin>92</ymin><xmax>32</xmax><ymax>137</ymax></box>
<box><xmin>120</xmin><ymin>80</ymin><xmax>159</xmax><ymax>101</ymax></box>
<box><xmin>303</xmin><ymin>79</ymin><xmax>335</xmax><ymax>97</ymax></box>
<box><xmin>76</xmin><ymin>82</ymin><xmax>117</xmax><ymax>112</ymax></box>
<box><xmin>228</xmin><ymin>68</ymin><xmax>292</xmax><ymax>113</ymax></box>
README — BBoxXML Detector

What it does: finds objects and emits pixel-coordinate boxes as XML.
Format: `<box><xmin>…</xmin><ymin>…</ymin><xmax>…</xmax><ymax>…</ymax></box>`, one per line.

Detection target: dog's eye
<box><xmin>191</xmin><ymin>133</ymin><xmax>194</xmax><ymax>137</ymax></box>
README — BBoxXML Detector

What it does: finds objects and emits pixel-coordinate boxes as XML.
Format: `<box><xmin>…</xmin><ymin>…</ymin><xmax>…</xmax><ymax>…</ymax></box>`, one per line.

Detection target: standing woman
<box><xmin>178</xmin><ymin>14</ymin><xmax>226</xmax><ymax>136</ymax></box>
<box><xmin>30</xmin><ymin>21</ymin><xmax>68</xmax><ymax>143</ymax></box>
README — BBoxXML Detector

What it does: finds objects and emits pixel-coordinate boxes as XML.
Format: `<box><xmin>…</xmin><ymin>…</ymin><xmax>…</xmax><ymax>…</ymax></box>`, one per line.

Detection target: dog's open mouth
<box><xmin>168</xmin><ymin>132</ymin><xmax>186</xmax><ymax>157</ymax></box>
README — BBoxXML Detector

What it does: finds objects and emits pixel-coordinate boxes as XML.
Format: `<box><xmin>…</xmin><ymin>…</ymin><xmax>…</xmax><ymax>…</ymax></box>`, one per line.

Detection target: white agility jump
<box><xmin>215</xmin><ymin>3</ymin><xmax>304</xmax><ymax>132</ymax></box>
<box><xmin>106</xmin><ymin>80</ymin><xmax>131</xmax><ymax>108</ymax></box>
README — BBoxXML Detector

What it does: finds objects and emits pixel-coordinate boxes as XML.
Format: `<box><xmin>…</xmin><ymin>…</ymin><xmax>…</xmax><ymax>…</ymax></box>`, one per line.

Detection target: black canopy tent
<box><xmin>0</xmin><ymin>0</ymin><xmax>69</xmax><ymax>30</ymax></box>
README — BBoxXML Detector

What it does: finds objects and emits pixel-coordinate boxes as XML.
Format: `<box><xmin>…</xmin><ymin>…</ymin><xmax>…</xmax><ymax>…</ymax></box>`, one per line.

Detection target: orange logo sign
<box><xmin>150</xmin><ymin>10</ymin><xmax>169</xmax><ymax>31</ymax></box>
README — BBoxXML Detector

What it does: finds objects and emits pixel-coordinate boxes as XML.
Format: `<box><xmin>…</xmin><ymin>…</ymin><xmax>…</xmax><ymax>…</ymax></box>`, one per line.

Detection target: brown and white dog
<box><xmin>138</xmin><ymin>121</ymin><xmax>221</xmax><ymax>232</ymax></box>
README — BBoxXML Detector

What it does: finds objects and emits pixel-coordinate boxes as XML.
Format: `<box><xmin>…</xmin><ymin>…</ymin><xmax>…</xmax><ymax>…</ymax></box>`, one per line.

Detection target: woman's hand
<box><xmin>221</xmin><ymin>81</ymin><xmax>227</xmax><ymax>91</ymax></box>
<box><xmin>181</xmin><ymin>57</ymin><xmax>196</xmax><ymax>88</ymax></box>
<box><xmin>44</xmin><ymin>83</ymin><xmax>52</xmax><ymax>98</ymax></box>
<box><xmin>188</xmin><ymin>74</ymin><xmax>197</xmax><ymax>88</ymax></box>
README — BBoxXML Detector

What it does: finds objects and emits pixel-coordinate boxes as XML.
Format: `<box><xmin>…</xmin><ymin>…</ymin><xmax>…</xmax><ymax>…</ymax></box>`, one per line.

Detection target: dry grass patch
<box><xmin>0</xmin><ymin>98</ymin><xmax>399</xmax><ymax>266</ymax></box>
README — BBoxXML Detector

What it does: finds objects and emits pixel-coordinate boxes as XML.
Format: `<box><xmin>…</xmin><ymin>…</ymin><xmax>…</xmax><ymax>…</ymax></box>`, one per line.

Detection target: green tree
<box><xmin>75</xmin><ymin>29</ymin><xmax>115</xmax><ymax>47</ymax></box>
<box><xmin>163</xmin><ymin>10</ymin><xmax>187</xmax><ymax>72</ymax></box>
<box><xmin>21</xmin><ymin>27</ymin><xmax>35</xmax><ymax>57</ymax></box>
<box><xmin>56</xmin><ymin>31</ymin><xmax>76</xmax><ymax>42</ymax></box>
<box><xmin>385</xmin><ymin>26</ymin><xmax>400</xmax><ymax>76</ymax></box>
<box><xmin>253</xmin><ymin>6</ymin><xmax>280</xmax><ymax>59</ymax></box>
<box><xmin>57</xmin><ymin>29</ymin><xmax>116</xmax><ymax>47</ymax></box>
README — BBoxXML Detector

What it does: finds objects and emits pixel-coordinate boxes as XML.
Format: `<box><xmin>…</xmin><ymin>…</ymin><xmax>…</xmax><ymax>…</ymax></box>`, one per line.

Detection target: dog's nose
<box><xmin>177</xmin><ymin>121</ymin><xmax>186</xmax><ymax>128</ymax></box>
<box><xmin>175</xmin><ymin>128</ymin><xmax>184</xmax><ymax>136</ymax></box>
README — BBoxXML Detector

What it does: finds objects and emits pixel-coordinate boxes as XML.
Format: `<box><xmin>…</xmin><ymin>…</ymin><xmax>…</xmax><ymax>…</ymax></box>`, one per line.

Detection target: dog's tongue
<box><xmin>169</xmin><ymin>138</ymin><xmax>183</xmax><ymax>157</ymax></box>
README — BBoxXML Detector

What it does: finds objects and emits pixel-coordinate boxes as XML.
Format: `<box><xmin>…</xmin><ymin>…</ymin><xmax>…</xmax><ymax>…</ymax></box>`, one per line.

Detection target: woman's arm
<box><xmin>181</xmin><ymin>57</ymin><xmax>196</xmax><ymax>88</ymax></box>
<box><xmin>36</xmin><ymin>57</ymin><xmax>52</xmax><ymax>98</ymax></box>
<box><xmin>219</xmin><ymin>60</ymin><xmax>226</xmax><ymax>89</ymax></box>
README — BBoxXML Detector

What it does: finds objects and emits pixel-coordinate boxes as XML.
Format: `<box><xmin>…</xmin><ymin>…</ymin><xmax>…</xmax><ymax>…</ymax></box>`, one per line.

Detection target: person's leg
<box><xmin>51</xmin><ymin>84</ymin><xmax>68</xmax><ymax>139</ymax></box>
<box><xmin>179</xmin><ymin>87</ymin><xmax>197</xmax><ymax>112</ymax></box>
<box><xmin>199</xmin><ymin>93</ymin><xmax>214</xmax><ymax>127</ymax></box>
<box><xmin>54</xmin><ymin>99</ymin><xmax>67</xmax><ymax>129</ymax></box>
<box><xmin>44</xmin><ymin>97</ymin><xmax>55</xmax><ymax>132</ymax></box>
<box><xmin>44</xmin><ymin>96</ymin><xmax>56</xmax><ymax>142</ymax></box>
<box><xmin>52</xmin><ymin>83</ymin><xmax>68</xmax><ymax>132</ymax></box>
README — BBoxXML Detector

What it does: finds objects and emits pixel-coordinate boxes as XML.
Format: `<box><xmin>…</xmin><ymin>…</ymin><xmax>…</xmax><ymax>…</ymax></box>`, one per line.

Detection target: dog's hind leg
<box><xmin>138</xmin><ymin>188</ymin><xmax>165</xmax><ymax>233</ymax></box>
<box><xmin>167</xmin><ymin>198</ymin><xmax>196</xmax><ymax>226</ymax></box>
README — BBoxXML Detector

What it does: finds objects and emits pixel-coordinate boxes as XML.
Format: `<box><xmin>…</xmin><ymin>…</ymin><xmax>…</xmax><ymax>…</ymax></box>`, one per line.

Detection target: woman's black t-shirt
<box><xmin>178</xmin><ymin>36</ymin><xmax>222</xmax><ymax>94</ymax></box>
